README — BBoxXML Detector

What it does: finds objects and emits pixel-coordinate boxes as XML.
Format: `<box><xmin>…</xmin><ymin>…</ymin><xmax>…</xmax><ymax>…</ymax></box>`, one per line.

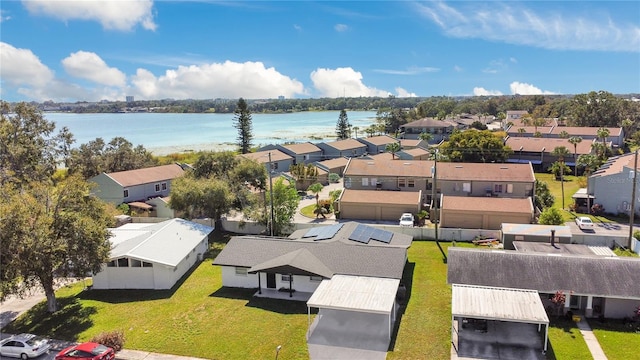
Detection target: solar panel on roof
<box><xmin>348</xmin><ymin>224</ymin><xmax>372</xmax><ymax>244</ymax></box>
<box><xmin>314</xmin><ymin>224</ymin><xmax>344</xmax><ymax>240</ymax></box>
<box><xmin>370</xmin><ymin>228</ymin><xmax>393</xmax><ymax>243</ymax></box>
<box><xmin>303</xmin><ymin>227</ymin><xmax>323</xmax><ymax>238</ymax></box>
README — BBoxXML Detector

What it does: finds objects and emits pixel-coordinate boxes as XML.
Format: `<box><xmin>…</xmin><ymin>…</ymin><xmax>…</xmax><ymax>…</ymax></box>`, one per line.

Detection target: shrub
<box><xmin>591</xmin><ymin>203</ymin><xmax>605</xmax><ymax>216</ymax></box>
<box><xmin>328</xmin><ymin>173</ymin><xmax>340</xmax><ymax>183</ymax></box>
<box><xmin>539</xmin><ymin>207</ymin><xmax>564</xmax><ymax>225</ymax></box>
<box><xmin>90</xmin><ymin>330</ymin><xmax>126</xmax><ymax>351</ymax></box>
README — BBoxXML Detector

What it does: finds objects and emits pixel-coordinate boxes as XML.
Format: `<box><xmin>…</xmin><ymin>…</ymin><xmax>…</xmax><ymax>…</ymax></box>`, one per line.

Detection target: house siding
<box><xmin>91</xmin><ymin>173</ymin><xmax>126</xmax><ymax>204</ymax></box>
<box><xmin>438</xmin><ymin>180</ymin><xmax>533</xmax><ymax>198</ymax></box>
<box><xmin>590</xmin><ymin>168</ymin><xmax>640</xmax><ymax>216</ymax></box>
<box><xmin>604</xmin><ymin>297</ymin><xmax>639</xmax><ymax>319</ymax></box>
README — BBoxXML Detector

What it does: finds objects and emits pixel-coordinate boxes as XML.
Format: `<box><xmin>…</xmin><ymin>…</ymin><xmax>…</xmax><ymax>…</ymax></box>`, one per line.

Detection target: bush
<box><xmin>539</xmin><ymin>207</ymin><xmax>564</xmax><ymax>225</ymax></box>
<box><xmin>90</xmin><ymin>330</ymin><xmax>126</xmax><ymax>352</ymax></box>
<box><xmin>591</xmin><ymin>203</ymin><xmax>605</xmax><ymax>216</ymax></box>
<box><xmin>328</xmin><ymin>173</ymin><xmax>340</xmax><ymax>183</ymax></box>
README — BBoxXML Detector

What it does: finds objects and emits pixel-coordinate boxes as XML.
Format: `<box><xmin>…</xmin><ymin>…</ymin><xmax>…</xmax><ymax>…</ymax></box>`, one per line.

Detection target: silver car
<box><xmin>0</xmin><ymin>334</ymin><xmax>51</xmax><ymax>359</ymax></box>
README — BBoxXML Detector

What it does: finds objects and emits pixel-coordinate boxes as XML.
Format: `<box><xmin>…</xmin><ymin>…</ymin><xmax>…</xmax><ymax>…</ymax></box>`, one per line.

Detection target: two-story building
<box><xmin>505</xmin><ymin>136</ymin><xmax>597</xmax><ymax>171</ymax></box>
<box><xmin>240</xmin><ymin>149</ymin><xmax>294</xmax><ymax>174</ymax></box>
<box><xmin>268</xmin><ymin>142</ymin><xmax>323</xmax><ymax>165</ymax></box>
<box><xmin>317</xmin><ymin>139</ymin><xmax>367</xmax><ymax>159</ymax></box>
<box><xmin>588</xmin><ymin>152</ymin><xmax>640</xmax><ymax>217</ymax></box>
<box><xmin>399</xmin><ymin>118</ymin><xmax>457</xmax><ymax>143</ymax></box>
<box><xmin>356</xmin><ymin>135</ymin><xmax>399</xmax><ymax>155</ymax></box>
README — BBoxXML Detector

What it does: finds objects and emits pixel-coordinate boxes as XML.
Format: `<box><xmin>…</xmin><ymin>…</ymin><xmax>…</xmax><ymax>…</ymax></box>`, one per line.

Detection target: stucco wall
<box><xmin>604</xmin><ymin>297</ymin><xmax>639</xmax><ymax>319</ymax></box>
<box><xmin>90</xmin><ymin>173</ymin><xmax>124</xmax><ymax>204</ymax></box>
<box><xmin>591</xmin><ymin>169</ymin><xmax>640</xmax><ymax>217</ymax></box>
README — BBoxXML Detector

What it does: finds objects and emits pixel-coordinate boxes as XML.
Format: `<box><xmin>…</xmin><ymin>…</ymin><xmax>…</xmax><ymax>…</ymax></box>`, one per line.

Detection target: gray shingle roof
<box><xmin>249</xmin><ymin>248</ymin><xmax>334</xmax><ymax>278</ymax></box>
<box><xmin>447</xmin><ymin>248</ymin><xmax>640</xmax><ymax>299</ymax></box>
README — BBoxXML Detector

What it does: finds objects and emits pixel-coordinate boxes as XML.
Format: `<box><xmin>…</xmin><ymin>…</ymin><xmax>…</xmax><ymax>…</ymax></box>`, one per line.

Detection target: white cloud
<box><xmin>62</xmin><ymin>51</ymin><xmax>126</xmax><ymax>87</ymax></box>
<box><xmin>473</xmin><ymin>87</ymin><xmax>503</xmax><ymax>96</ymax></box>
<box><xmin>310</xmin><ymin>67</ymin><xmax>391</xmax><ymax>97</ymax></box>
<box><xmin>395</xmin><ymin>87</ymin><xmax>417</xmax><ymax>98</ymax></box>
<box><xmin>334</xmin><ymin>24</ymin><xmax>349</xmax><ymax>32</ymax></box>
<box><xmin>509</xmin><ymin>81</ymin><xmax>555</xmax><ymax>95</ymax></box>
<box><xmin>415</xmin><ymin>1</ymin><xmax>640</xmax><ymax>52</ymax></box>
<box><xmin>0</xmin><ymin>42</ymin><xmax>54</xmax><ymax>87</ymax></box>
<box><xmin>23</xmin><ymin>0</ymin><xmax>157</xmax><ymax>31</ymax></box>
<box><xmin>453</xmin><ymin>65</ymin><xmax>463</xmax><ymax>72</ymax></box>
<box><xmin>130</xmin><ymin>61</ymin><xmax>306</xmax><ymax>100</ymax></box>
<box><xmin>373</xmin><ymin>66</ymin><xmax>439</xmax><ymax>75</ymax></box>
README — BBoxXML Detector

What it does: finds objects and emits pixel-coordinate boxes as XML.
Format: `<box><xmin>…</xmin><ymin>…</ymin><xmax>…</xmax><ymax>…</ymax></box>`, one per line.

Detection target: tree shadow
<box><xmin>2</xmin><ymin>296</ymin><xmax>95</xmax><ymax>341</ymax></box>
<box><xmin>387</xmin><ymin>260</ymin><xmax>415</xmax><ymax>351</ymax></box>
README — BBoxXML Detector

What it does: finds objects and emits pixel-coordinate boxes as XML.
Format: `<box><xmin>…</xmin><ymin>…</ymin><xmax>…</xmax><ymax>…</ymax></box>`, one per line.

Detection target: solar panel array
<box><xmin>348</xmin><ymin>224</ymin><xmax>393</xmax><ymax>244</ymax></box>
<box><xmin>303</xmin><ymin>224</ymin><xmax>344</xmax><ymax>241</ymax></box>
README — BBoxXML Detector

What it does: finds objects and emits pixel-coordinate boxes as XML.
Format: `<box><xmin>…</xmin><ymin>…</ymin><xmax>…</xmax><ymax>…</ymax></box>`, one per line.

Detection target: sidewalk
<box><xmin>576</xmin><ymin>318</ymin><xmax>608</xmax><ymax>360</ymax></box>
<box><xmin>116</xmin><ymin>349</ymin><xmax>208</xmax><ymax>360</ymax></box>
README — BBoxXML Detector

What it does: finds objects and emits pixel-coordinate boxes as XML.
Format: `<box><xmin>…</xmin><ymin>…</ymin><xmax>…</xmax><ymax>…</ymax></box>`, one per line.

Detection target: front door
<box><xmin>266</xmin><ymin>273</ymin><xmax>276</xmax><ymax>289</ymax></box>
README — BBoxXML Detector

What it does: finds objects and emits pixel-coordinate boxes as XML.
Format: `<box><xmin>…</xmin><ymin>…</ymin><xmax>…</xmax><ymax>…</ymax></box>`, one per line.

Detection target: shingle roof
<box><xmin>281</xmin><ymin>142</ymin><xmax>322</xmax><ymax>155</ymax></box>
<box><xmin>505</xmin><ymin>137</ymin><xmax>594</xmax><ymax>155</ymax></box>
<box><xmin>548</xmin><ymin>126</ymin><xmax>622</xmax><ymax>137</ymax></box>
<box><xmin>437</xmin><ymin>162</ymin><xmax>535</xmax><ymax>182</ymax></box>
<box><xmin>447</xmin><ymin>248</ymin><xmax>640</xmax><ymax>298</ymax></box>
<box><xmin>401</xmin><ymin>118</ymin><xmax>457</xmax><ymax>128</ymax></box>
<box><xmin>344</xmin><ymin>158</ymin><xmax>434</xmax><ymax>177</ymax></box>
<box><xmin>359</xmin><ymin>135</ymin><xmax>398</xmax><ymax>146</ymax></box>
<box><xmin>105</xmin><ymin>164</ymin><xmax>184</xmax><ymax>187</ymax></box>
<box><xmin>442</xmin><ymin>196</ymin><xmax>533</xmax><ymax>214</ymax></box>
<box><xmin>249</xmin><ymin>248</ymin><xmax>334</xmax><ymax>278</ymax></box>
<box><xmin>322</xmin><ymin>138</ymin><xmax>368</xmax><ymax>151</ymax></box>
<box><xmin>402</xmin><ymin>148</ymin><xmax>430</xmax><ymax>157</ymax></box>
<box><xmin>108</xmin><ymin>218</ymin><xmax>213</xmax><ymax>267</ymax></box>
<box><xmin>591</xmin><ymin>153</ymin><xmax>639</xmax><ymax>177</ymax></box>
<box><xmin>341</xmin><ymin>189</ymin><xmax>421</xmax><ymax>205</ymax></box>
<box><xmin>316</xmin><ymin>157</ymin><xmax>349</xmax><ymax>169</ymax></box>
<box><xmin>241</xmin><ymin>149</ymin><xmax>293</xmax><ymax>163</ymax></box>
<box><xmin>506</xmin><ymin>126</ymin><xmax>554</xmax><ymax>135</ymax></box>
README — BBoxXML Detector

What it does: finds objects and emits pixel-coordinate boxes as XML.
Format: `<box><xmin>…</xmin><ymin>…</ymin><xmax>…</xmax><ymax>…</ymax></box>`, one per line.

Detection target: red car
<box><xmin>54</xmin><ymin>343</ymin><xmax>115</xmax><ymax>360</ymax></box>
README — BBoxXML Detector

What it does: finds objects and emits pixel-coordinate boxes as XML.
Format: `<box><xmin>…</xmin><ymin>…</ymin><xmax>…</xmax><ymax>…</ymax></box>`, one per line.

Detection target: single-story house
<box><xmin>357</xmin><ymin>135</ymin><xmax>399</xmax><ymax>155</ymax></box>
<box><xmin>90</xmin><ymin>164</ymin><xmax>185</xmax><ymax>205</ymax></box>
<box><xmin>240</xmin><ymin>149</ymin><xmax>294</xmax><ymax>173</ymax></box>
<box><xmin>337</xmin><ymin>189</ymin><xmax>422</xmax><ymax>222</ymax></box>
<box><xmin>317</xmin><ymin>139</ymin><xmax>367</xmax><ymax>159</ymax></box>
<box><xmin>501</xmin><ymin>223</ymin><xmax>572</xmax><ymax>250</ymax></box>
<box><xmin>588</xmin><ymin>153</ymin><xmax>640</xmax><ymax>217</ymax></box>
<box><xmin>448</xmin><ymin>247</ymin><xmax>640</xmax><ymax>319</ymax></box>
<box><xmin>315</xmin><ymin>157</ymin><xmax>349</xmax><ymax>177</ymax></box>
<box><xmin>92</xmin><ymin>218</ymin><xmax>213</xmax><ymax>290</ymax></box>
<box><xmin>439</xmin><ymin>196</ymin><xmax>533</xmax><ymax>230</ymax></box>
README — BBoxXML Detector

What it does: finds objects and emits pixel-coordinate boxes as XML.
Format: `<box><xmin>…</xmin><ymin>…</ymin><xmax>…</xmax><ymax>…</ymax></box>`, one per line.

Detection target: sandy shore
<box><xmin>148</xmin><ymin>142</ymin><xmax>239</xmax><ymax>156</ymax></box>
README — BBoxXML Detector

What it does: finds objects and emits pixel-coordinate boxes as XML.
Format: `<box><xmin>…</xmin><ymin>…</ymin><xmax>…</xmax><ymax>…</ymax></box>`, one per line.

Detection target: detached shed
<box><xmin>501</xmin><ymin>223</ymin><xmax>572</xmax><ymax>250</ymax></box>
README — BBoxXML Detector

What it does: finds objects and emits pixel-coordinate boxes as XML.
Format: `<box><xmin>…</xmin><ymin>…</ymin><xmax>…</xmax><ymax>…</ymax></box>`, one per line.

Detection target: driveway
<box><xmin>293</xmin><ymin>179</ymin><xmax>344</xmax><ymax>224</ymax></box>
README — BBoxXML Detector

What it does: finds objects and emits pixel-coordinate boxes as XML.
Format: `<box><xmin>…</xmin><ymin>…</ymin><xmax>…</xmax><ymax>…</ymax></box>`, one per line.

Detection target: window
<box><xmin>310</xmin><ymin>276</ymin><xmax>323</xmax><ymax>282</ymax></box>
<box><xmin>161</xmin><ymin>182</ymin><xmax>167</xmax><ymax>191</ymax></box>
<box><xmin>370</xmin><ymin>177</ymin><xmax>377</xmax><ymax>187</ymax></box>
<box><xmin>398</xmin><ymin>178</ymin><xmax>406</xmax><ymax>187</ymax></box>
<box><xmin>117</xmin><ymin>258</ymin><xmax>129</xmax><ymax>267</ymax></box>
<box><xmin>107</xmin><ymin>260</ymin><xmax>116</xmax><ymax>267</ymax></box>
<box><xmin>123</xmin><ymin>189</ymin><xmax>129</xmax><ymax>198</ymax></box>
<box><xmin>454</xmin><ymin>183</ymin><xmax>460</xmax><ymax>192</ymax></box>
<box><xmin>494</xmin><ymin>184</ymin><xmax>503</xmax><ymax>193</ymax></box>
<box><xmin>281</xmin><ymin>274</ymin><xmax>292</xmax><ymax>282</ymax></box>
<box><xmin>130</xmin><ymin>259</ymin><xmax>142</xmax><ymax>267</ymax></box>
<box><xmin>506</xmin><ymin>184</ymin><xmax>513</xmax><ymax>194</ymax></box>
<box><xmin>142</xmin><ymin>262</ymin><xmax>153</xmax><ymax>268</ymax></box>
<box><xmin>407</xmin><ymin>179</ymin><xmax>415</xmax><ymax>188</ymax></box>
<box><xmin>155</xmin><ymin>183</ymin><xmax>161</xmax><ymax>192</ymax></box>
<box><xmin>361</xmin><ymin>177</ymin><xmax>369</xmax><ymax>186</ymax></box>
<box><xmin>235</xmin><ymin>267</ymin><xmax>248</xmax><ymax>276</ymax></box>
<box><xmin>463</xmin><ymin>183</ymin><xmax>471</xmax><ymax>192</ymax></box>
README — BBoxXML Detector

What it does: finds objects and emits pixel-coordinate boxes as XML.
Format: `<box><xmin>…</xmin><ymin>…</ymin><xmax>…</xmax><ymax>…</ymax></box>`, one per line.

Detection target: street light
<box><xmin>431</xmin><ymin>149</ymin><xmax>447</xmax><ymax>263</ymax></box>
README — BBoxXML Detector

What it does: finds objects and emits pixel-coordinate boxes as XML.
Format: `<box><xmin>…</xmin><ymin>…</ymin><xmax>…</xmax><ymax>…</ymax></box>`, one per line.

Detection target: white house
<box><xmin>92</xmin><ymin>218</ymin><xmax>213</xmax><ymax>290</ymax></box>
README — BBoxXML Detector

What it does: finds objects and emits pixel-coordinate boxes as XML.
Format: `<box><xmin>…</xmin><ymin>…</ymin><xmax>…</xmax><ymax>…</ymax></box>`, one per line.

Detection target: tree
<box><xmin>353</xmin><ymin>126</ymin><xmax>360</xmax><ymax>138</ymax></box>
<box><xmin>1</xmin><ymin>101</ymin><xmax>73</xmax><ymax>186</ymax></box>
<box><xmin>538</xmin><ymin>207</ymin><xmax>564</xmax><ymax>225</ymax></box>
<box><xmin>0</xmin><ymin>176</ymin><xmax>113</xmax><ymax>312</ymax></box>
<box><xmin>550</xmin><ymin>291</ymin><xmax>567</xmax><ymax>317</ymax></box>
<box><xmin>534</xmin><ymin>179</ymin><xmax>555</xmax><ymax>209</ymax></box>
<box><xmin>517</xmin><ymin>128</ymin><xmax>526</xmax><ymax>137</ymax></box>
<box><xmin>307</xmin><ymin>182</ymin><xmax>324</xmax><ymax>218</ymax></box>
<box><xmin>597</xmin><ymin>127</ymin><xmax>610</xmax><ymax>147</ymax></box>
<box><xmin>567</xmin><ymin>136</ymin><xmax>582</xmax><ymax>176</ymax></box>
<box><xmin>169</xmin><ymin>175</ymin><xmax>234</xmax><ymax>220</ymax></box>
<box><xmin>233</xmin><ymin>98</ymin><xmax>253</xmax><ymax>154</ymax></box>
<box><xmin>470</xmin><ymin>120</ymin><xmax>488</xmax><ymax>130</ymax></box>
<box><xmin>569</xmin><ymin>91</ymin><xmax>624</xmax><ymax>127</ymax></box>
<box><xmin>419</xmin><ymin>131</ymin><xmax>433</xmax><ymax>143</ymax></box>
<box><xmin>439</xmin><ymin>130</ymin><xmax>513</xmax><ymax>163</ymax></box>
<box><xmin>385</xmin><ymin>142</ymin><xmax>401</xmax><ymax>159</ymax></box>
<box><xmin>577</xmin><ymin>154</ymin><xmax>602</xmax><ymax>214</ymax></box>
<box><xmin>245</xmin><ymin>177</ymin><xmax>299</xmax><ymax>235</ymax></box>
<box><xmin>336</xmin><ymin>109</ymin><xmax>350</xmax><ymax>140</ymax></box>
<box><xmin>68</xmin><ymin>137</ymin><xmax>157</xmax><ymax>179</ymax></box>
<box><xmin>193</xmin><ymin>151</ymin><xmax>239</xmax><ymax>179</ymax></box>
<box><xmin>558</xmin><ymin>130</ymin><xmax>570</xmax><ymax>139</ymax></box>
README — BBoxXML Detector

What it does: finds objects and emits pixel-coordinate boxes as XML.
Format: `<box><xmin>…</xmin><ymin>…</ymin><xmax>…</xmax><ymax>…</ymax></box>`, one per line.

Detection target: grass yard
<box><xmin>535</xmin><ymin>172</ymin><xmax>582</xmax><ymax>223</ymax></box>
<box><xmin>545</xmin><ymin>318</ymin><xmax>592</xmax><ymax>360</ymax></box>
<box><xmin>590</xmin><ymin>320</ymin><xmax>640</xmax><ymax>360</ymax></box>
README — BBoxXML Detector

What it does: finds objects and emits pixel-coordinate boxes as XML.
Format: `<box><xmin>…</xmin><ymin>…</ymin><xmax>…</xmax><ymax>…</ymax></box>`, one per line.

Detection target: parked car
<box><xmin>399</xmin><ymin>213</ymin><xmax>414</xmax><ymax>227</ymax></box>
<box><xmin>0</xmin><ymin>333</ymin><xmax>51</xmax><ymax>359</ymax></box>
<box><xmin>55</xmin><ymin>343</ymin><xmax>115</xmax><ymax>360</ymax></box>
<box><xmin>575</xmin><ymin>216</ymin><xmax>594</xmax><ymax>230</ymax></box>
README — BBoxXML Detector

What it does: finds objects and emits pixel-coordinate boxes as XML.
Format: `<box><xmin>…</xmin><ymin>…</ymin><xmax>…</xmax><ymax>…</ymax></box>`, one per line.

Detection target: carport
<box><xmin>451</xmin><ymin>284</ymin><xmax>549</xmax><ymax>358</ymax></box>
<box><xmin>306</xmin><ymin>275</ymin><xmax>399</xmax><ymax>344</ymax></box>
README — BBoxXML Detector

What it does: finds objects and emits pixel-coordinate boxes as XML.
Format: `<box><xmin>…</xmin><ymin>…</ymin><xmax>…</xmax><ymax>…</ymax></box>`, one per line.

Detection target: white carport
<box><xmin>452</xmin><ymin>284</ymin><xmax>550</xmax><ymax>353</ymax></box>
<box><xmin>306</xmin><ymin>275</ymin><xmax>400</xmax><ymax>340</ymax></box>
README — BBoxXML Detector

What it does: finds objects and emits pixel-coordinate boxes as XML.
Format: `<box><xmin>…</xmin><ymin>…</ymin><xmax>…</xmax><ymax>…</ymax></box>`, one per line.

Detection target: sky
<box><xmin>1</xmin><ymin>1</ymin><xmax>639</xmax><ymax>103</ymax></box>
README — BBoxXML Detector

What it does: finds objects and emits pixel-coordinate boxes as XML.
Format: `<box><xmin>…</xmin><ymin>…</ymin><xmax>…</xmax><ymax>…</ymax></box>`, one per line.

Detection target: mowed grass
<box><xmin>535</xmin><ymin>172</ymin><xmax>582</xmax><ymax>222</ymax></box>
<box><xmin>545</xmin><ymin>318</ymin><xmax>592</xmax><ymax>360</ymax></box>
<box><xmin>591</xmin><ymin>321</ymin><xmax>640</xmax><ymax>360</ymax></box>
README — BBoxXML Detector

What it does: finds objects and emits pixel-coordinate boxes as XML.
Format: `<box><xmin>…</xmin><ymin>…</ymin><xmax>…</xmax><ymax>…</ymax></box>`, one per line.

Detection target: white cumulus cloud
<box><xmin>23</xmin><ymin>0</ymin><xmax>157</xmax><ymax>31</ymax></box>
<box><xmin>310</xmin><ymin>67</ymin><xmax>391</xmax><ymax>98</ymax></box>
<box><xmin>473</xmin><ymin>87</ymin><xmax>503</xmax><ymax>96</ymax></box>
<box><xmin>62</xmin><ymin>51</ymin><xmax>127</xmax><ymax>87</ymax></box>
<box><xmin>395</xmin><ymin>87</ymin><xmax>417</xmax><ymax>98</ymax></box>
<box><xmin>130</xmin><ymin>61</ymin><xmax>306</xmax><ymax>100</ymax></box>
<box><xmin>510</xmin><ymin>81</ymin><xmax>555</xmax><ymax>95</ymax></box>
<box><xmin>0</xmin><ymin>42</ymin><xmax>54</xmax><ymax>87</ymax></box>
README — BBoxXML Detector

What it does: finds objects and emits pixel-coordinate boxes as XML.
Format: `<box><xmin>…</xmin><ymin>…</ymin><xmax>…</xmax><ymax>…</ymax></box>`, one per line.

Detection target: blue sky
<box><xmin>1</xmin><ymin>1</ymin><xmax>638</xmax><ymax>102</ymax></box>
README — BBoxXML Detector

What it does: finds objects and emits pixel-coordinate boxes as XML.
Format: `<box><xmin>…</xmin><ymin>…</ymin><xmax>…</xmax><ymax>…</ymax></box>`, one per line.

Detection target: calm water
<box><xmin>44</xmin><ymin>111</ymin><xmax>377</xmax><ymax>154</ymax></box>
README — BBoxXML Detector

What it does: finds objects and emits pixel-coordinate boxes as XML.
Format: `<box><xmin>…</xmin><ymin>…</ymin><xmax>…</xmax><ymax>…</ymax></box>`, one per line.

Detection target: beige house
<box><xmin>343</xmin><ymin>158</ymin><xmax>435</xmax><ymax>192</ymax></box>
<box><xmin>399</xmin><ymin>138</ymin><xmax>429</xmax><ymax>150</ymax></box>
<box><xmin>315</xmin><ymin>157</ymin><xmax>349</xmax><ymax>177</ymax></box>
<box><xmin>439</xmin><ymin>195</ymin><xmax>534</xmax><ymax>230</ymax></box>
<box><xmin>436</xmin><ymin>162</ymin><xmax>535</xmax><ymax>199</ymax></box>
<box><xmin>337</xmin><ymin>189</ymin><xmax>422</xmax><ymax>222</ymax></box>
<box><xmin>275</xmin><ymin>142</ymin><xmax>323</xmax><ymax>164</ymax></box>
<box><xmin>505</xmin><ymin>136</ymin><xmax>598</xmax><ymax>170</ymax></box>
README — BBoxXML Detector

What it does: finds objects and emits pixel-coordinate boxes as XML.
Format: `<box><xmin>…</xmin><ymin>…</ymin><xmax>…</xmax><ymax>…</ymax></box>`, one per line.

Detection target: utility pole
<box><xmin>268</xmin><ymin>152</ymin><xmax>275</xmax><ymax>236</ymax></box>
<box><xmin>431</xmin><ymin>149</ymin><xmax>446</xmax><ymax>263</ymax></box>
<box><xmin>629</xmin><ymin>149</ymin><xmax>638</xmax><ymax>247</ymax></box>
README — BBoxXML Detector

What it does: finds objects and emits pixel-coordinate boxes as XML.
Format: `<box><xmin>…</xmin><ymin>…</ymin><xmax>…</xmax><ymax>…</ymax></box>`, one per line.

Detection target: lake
<box><xmin>44</xmin><ymin>111</ymin><xmax>378</xmax><ymax>155</ymax></box>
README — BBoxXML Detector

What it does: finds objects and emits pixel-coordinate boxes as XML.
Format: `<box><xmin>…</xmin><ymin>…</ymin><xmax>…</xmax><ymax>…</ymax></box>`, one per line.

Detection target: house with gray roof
<box><xmin>270</xmin><ymin>142</ymin><xmax>323</xmax><ymax>165</ymax></box>
<box><xmin>240</xmin><ymin>149</ymin><xmax>294</xmax><ymax>173</ymax></box>
<box><xmin>399</xmin><ymin>117</ymin><xmax>457</xmax><ymax>143</ymax></box>
<box><xmin>92</xmin><ymin>218</ymin><xmax>213</xmax><ymax>290</ymax></box>
<box><xmin>317</xmin><ymin>139</ymin><xmax>367</xmax><ymax>159</ymax></box>
<box><xmin>588</xmin><ymin>152</ymin><xmax>640</xmax><ymax>217</ymax></box>
<box><xmin>448</xmin><ymin>247</ymin><xmax>640</xmax><ymax>318</ymax></box>
<box><xmin>357</xmin><ymin>135</ymin><xmax>399</xmax><ymax>155</ymax></box>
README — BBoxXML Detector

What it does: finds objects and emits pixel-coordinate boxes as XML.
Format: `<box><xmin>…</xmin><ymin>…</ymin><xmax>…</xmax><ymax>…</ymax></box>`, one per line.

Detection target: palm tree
<box><xmin>307</xmin><ymin>182</ymin><xmax>324</xmax><ymax>218</ymax></box>
<box><xmin>568</xmin><ymin>136</ymin><xmax>583</xmax><ymax>176</ymax></box>
<box><xmin>552</xmin><ymin>146</ymin><xmax>571</xmax><ymax>209</ymax></box>
<box><xmin>597</xmin><ymin>127</ymin><xmax>610</xmax><ymax>147</ymax></box>
<box><xmin>385</xmin><ymin>142</ymin><xmax>401</xmax><ymax>160</ymax></box>
<box><xmin>558</xmin><ymin>130</ymin><xmax>570</xmax><ymax>139</ymax></box>
<box><xmin>518</xmin><ymin>128</ymin><xmax>526</xmax><ymax>137</ymax></box>
<box><xmin>353</xmin><ymin>126</ymin><xmax>360</xmax><ymax>139</ymax></box>
<box><xmin>577</xmin><ymin>154</ymin><xmax>602</xmax><ymax>214</ymax></box>
<box><xmin>419</xmin><ymin>131</ymin><xmax>433</xmax><ymax>143</ymax></box>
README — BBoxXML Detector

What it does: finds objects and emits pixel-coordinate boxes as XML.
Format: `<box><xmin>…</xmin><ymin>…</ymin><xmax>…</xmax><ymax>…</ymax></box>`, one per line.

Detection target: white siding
<box><xmin>221</xmin><ymin>266</ymin><xmax>259</xmax><ymax>288</ymax></box>
<box><xmin>92</xmin><ymin>267</ymin><xmax>155</xmax><ymax>289</ymax></box>
<box><xmin>604</xmin><ymin>297</ymin><xmax>638</xmax><ymax>319</ymax></box>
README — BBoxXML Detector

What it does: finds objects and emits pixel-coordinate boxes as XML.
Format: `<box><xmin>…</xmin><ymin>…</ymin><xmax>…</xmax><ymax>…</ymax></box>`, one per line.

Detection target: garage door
<box><xmin>342</xmin><ymin>204</ymin><xmax>377</xmax><ymax>220</ymax></box>
<box><xmin>443</xmin><ymin>212</ymin><xmax>482</xmax><ymax>229</ymax></box>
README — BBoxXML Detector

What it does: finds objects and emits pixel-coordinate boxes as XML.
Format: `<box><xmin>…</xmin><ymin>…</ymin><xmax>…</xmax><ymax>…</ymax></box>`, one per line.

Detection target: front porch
<box><xmin>253</xmin><ymin>288</ymin><xmax>313</xmax><ymax>302</ymax></box>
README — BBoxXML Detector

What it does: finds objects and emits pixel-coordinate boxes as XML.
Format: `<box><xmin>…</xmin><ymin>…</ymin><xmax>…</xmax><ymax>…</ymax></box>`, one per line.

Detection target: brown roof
<box><xmin>360</xmin><ymin>135</ymin><xmax>397</xmax><ymax>146</ymax></box>
<box><xmin>402</xmin><ymin>118</ymin><xmax>457</xmax><ymax>128</ymax></box>
<box><xmin>323</xmin><ymin>138</ymin><xmax>367</xmax><ymax>151</ymax></box>
<box><xmin>505</xmin><ymin>137</ymin><xmax>595</xmax><ymax>155</ymax></box>
<box><xmin>340</xmin><ymin>189</ymin><xmax>421</xmax><ymax>205</ymax></box>
<box><xmin>106</xmin><ymin>164</ymin><xmax>184</xmax><ymax>187</ymax></box>
<box><xmin>403</xmin><ymin>148</ymin><xmax>430</xmax><ymax>157</ymax></box>
<box><xmin>548</xmin><ymin>126</ymin><xmax>622</xmax><ymax>137</ymax></box>
<box><xmin>127</xmin><ymin>201</ymin><xmax>153</xmax><ymax>210</ymax></box>
<box><xmin>437</xmin><ymin>162</ymin><xmax>535</xmax><ymax>182</ymax></box>
<box><xmin>317</xmin><ymin>157</ymin><xmax>349</xmax><ymax>168</ymax></box>
<box><xmin>592</xmin><ymin>153</ymin><xmax>640</xmax><ymax>177</ymax></box>
<box><xmin>442</xmin><ymin>195</ymin><xmax>533</xmax><ymax>214</ymax></box>
<box><xmin>506</xmin><ymin>126</ymin><xmax>554</xmax><ymax>135</ymax></box>
<box><xmin>400</xmin><ymin>139</ymin><xmax>423</xmax><ymax>148</ymax></box>
<box><xmin>345</xmin><ymin>158</ymin><xmax>434</xmax><ymax>177</ymax></box>
<box><xmin>241</xmin><ymin>149</ymin><xmax>292</xmax><ymax>164</ymax></box>
<box><xmin>281</xmin><ymin>142</ymin><xmax>321</xmax><ymax>155</ymax></box>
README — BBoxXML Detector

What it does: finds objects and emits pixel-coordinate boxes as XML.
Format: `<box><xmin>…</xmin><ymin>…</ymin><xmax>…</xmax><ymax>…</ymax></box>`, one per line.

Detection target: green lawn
<box><xmin>535</xmin><ymin>172</ymin><xmax>582</xmax><ymax>222</ymax></box>
<box><xmin>591</xmin><ymin>320</ymin><xmax>640</xmax><ymax>360</ymax></box>
<box><xmin>545</xmin><ymin>318</ymin><xmax>592</xmax><ymax>360</ymax></box>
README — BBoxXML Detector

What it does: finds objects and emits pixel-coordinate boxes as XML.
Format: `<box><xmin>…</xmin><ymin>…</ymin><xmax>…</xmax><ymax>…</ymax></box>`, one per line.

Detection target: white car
<box><xmin>575</xmin><ymin>216</ymin><xmax>594</xmax><ymax>230</ymax></box>
<box><xmin>399</xmin><ymin>213</ymin><xmax>414</xmax><ymax>227</ymax></box>
<box><xmin>0</xmin><ymin>334</ymin><xmax>51</xmax><ymax>359</ymax></box>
